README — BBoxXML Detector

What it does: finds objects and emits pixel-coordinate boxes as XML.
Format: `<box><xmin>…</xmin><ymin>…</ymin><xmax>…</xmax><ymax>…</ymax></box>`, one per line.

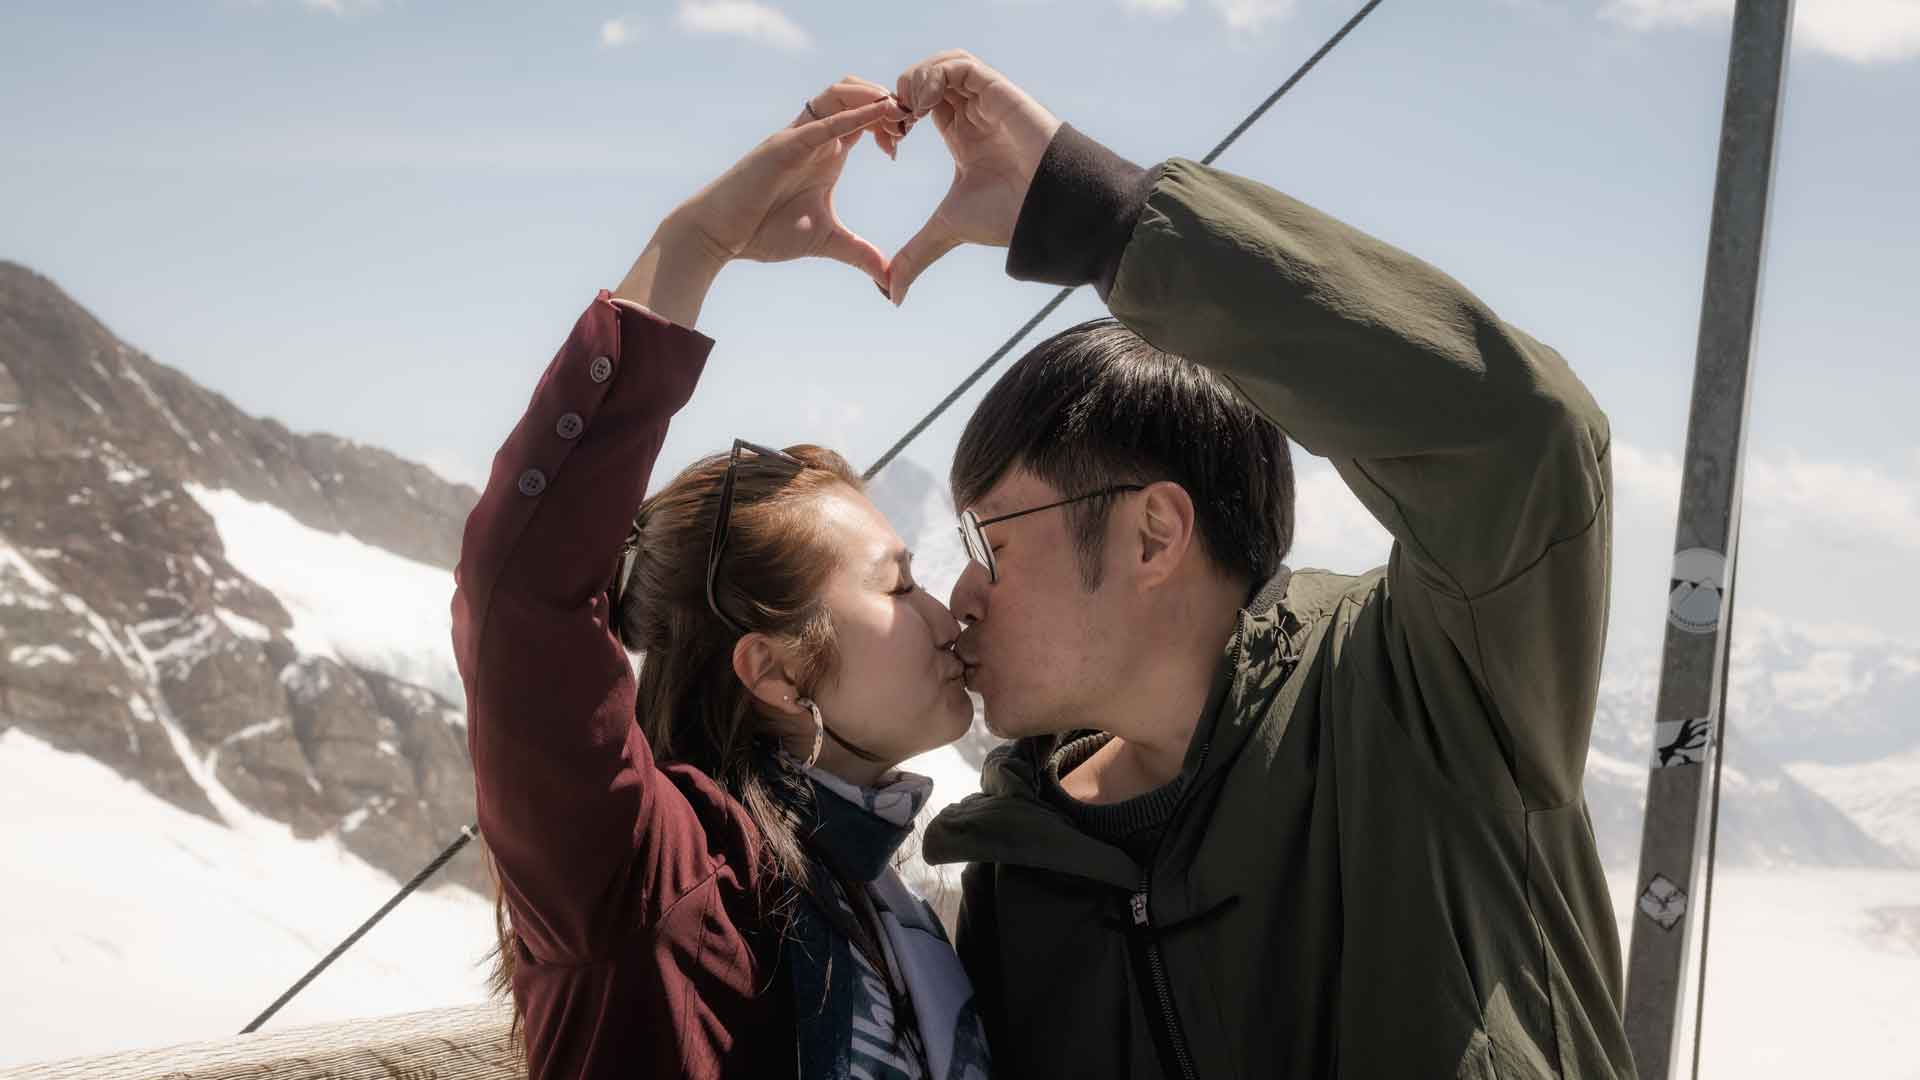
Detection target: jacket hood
<box><xmin>923</xmin><ymin>568</ymin><xmax>1304</xmax><ymax>884</ymax></box>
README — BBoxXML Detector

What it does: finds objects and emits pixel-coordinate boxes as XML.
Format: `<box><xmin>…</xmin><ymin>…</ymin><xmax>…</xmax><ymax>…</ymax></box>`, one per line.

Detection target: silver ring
<box><xmin>803</xmin><ymin>99</ymin><xmax>822</xmax><ymax>121</ymax></box>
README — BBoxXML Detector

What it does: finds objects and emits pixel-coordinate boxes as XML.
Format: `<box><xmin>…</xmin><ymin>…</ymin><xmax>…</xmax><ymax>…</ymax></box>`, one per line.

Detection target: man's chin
<box><xmin>979</xmin><ymin>703</ymin><xmax>1066</xmax><ymax>742</ymax></box>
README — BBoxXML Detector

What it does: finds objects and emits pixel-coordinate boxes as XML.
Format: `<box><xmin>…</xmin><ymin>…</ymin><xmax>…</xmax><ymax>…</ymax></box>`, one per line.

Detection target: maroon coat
<box><xmin>452</xmin><ymin>292</ymin><xmax>794</xmax><ymax>1078</ymax></box>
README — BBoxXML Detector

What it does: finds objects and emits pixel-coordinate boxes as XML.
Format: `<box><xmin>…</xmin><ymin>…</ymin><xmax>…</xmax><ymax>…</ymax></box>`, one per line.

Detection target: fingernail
<box><xmin>876</xmin><ymin>281</ymin><xmax>891</xmax><ymax>300</ymax></box>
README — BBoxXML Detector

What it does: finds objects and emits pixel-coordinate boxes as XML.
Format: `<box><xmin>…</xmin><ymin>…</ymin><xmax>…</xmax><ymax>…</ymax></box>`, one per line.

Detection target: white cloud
<box><xmin>1613</xmin><ymin>442</ymin><xmax>1920</xmax><ymax>553</ymax></box>
<box><xmin>1601</xmin><ymin>0</ymin><xmax>1920</xmax><ymax>65</ymax></box>
<box><xmin>1608</xmin><ymin>440</ymin><xmax>1920</xmax><ymax>646</ymax></box>
<box><xmin>600</xmin><ymin>16</ymin><xmax>639</xmax><ymax>48</ymax></box>
<box><xmin>1610</xmin><ymin>440</ymin><xmax>1684</xmax><ymax>507</ymax></box>
<box><xmin>1298</xmin><ymin>440</ymin><xmax>1920</xmax><ymax>578</ymax></box>
<box><xmin>1285</xmin><ymin>453</ymin><xmax>1394</xmax><ymax>572</ymax></box>
<box><xmin>1211</xmin><ymin>0</ymin><xmax>1300</xmax><ymax>31</ymax></box>
<box><xmin>1113</xmin><ymin>0</ymin><xmax>1296</xmax><ymax>30</ymax></box>
<box><xmin>1290</xmin><ymin>440</ymin><xmax>1918</xmax><ymax>644</ymax></box>
<box><xmin>797</xmin><ymin>387</ymin><xmax>865</xmax><ymax>460</ymax></box>
<box><xmin>1767</xmin><ymin>646</ymin><xmax>1872</xmax><ymax>710</ymax></box>
<box><xmin>1602</xmin><ymin>0</ymin><xmax>1724</xmax><ymax>28</ymax></box>
<box><xmin>1746</xmin><ymin>452</ymin><xmax>1920</xmax><ymax>548</ymax></box>
<box><xmin>298</xmin><ymin>0</ymin><xmax>381</xmax><ymax>13</ymax></box>
<box><xmin>675</xmin><ymin>1</ymin><xmax>813</xmax><ymax>52</ymax></box>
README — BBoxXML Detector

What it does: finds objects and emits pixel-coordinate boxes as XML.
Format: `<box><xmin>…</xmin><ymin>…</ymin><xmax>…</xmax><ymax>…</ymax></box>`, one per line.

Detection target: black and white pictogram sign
<box><xmin>1667</xmin><ymin>548</ymin><xmax>1727</xmax><ymax>634</ymax></box>
<box><xmin>1653</xmin><ymin>713</ymin><xmax>1715</xmax><ymax>768</ymax></box>
<box><xmin>1638</xmin><ymin>874</ymin><xmax>1689</xmax><ymax>931</ymax></box>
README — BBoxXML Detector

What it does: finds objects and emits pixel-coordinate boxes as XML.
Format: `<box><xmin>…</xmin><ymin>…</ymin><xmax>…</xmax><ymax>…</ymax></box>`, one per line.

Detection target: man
<box><xmin>887</xmin><ymin>51</ymin><xmax>1633</xmax><ymax>1078</ymax></box>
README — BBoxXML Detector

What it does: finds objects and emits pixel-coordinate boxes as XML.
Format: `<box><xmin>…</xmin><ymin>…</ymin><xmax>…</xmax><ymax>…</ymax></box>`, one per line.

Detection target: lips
<box><xmin>949</xmin><ymin>635</ymin><xmax>981</xmax><ymax>686</ymax></box>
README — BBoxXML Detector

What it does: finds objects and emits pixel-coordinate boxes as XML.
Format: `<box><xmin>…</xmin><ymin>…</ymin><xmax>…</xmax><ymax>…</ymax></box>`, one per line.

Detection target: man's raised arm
<box><xmin>889</xmin><ymin>51</ymin><xmax>1611</xmax><ymax>805</ymax></box>
<box><xmin>1012</xmin><ymin>125</ymin><xmax>1613</xmax><ymax>807</ymax></box>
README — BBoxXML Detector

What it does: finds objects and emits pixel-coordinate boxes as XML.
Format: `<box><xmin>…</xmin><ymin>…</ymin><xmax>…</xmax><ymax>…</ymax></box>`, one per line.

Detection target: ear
<box><xmin>1133</xmin><ymin>481</ymin><xmax>1198</xmax><ymax>590</ymax></box>
<box><xmin>731</xmin><ymin>632</ymin><xmax>804</xmax><ymax>717</ymax></box>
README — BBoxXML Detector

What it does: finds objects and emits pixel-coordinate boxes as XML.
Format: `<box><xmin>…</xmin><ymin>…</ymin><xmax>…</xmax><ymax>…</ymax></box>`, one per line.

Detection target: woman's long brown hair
<box><xmin>484</xmin><ymin>444</ymin><xmax>912</xmax><ymax>1050</ymax></box>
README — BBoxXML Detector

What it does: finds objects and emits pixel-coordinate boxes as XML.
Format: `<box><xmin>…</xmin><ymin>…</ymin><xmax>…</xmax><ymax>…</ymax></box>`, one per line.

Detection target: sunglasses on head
<box><xmin>613</xmin><ymin>439</ymin><xmax>803</xmax><ymax>621</ymax></box>
<box><xmin>706</xmin><ymin>439</ymin><xmax>805</xmax><ymax>634</ymax></box>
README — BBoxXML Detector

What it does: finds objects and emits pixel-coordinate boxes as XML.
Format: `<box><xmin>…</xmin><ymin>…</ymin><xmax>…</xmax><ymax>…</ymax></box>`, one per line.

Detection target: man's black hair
<box><xmin>952</xmin><ymin>317</ymin><xmax>1293</xmax><ymax>590</ymax></box>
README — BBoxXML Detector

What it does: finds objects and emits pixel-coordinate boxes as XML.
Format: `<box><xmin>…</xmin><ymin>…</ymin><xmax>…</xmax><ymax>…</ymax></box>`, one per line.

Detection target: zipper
<box><xmin>1132</xmin><ymin>878</ymin><xmax>1199</xmax><ymax>1080</ymax></box>
<box><xmin>1128</xmin><ymin>616</ymin><xmax>1243</xmax><ymax>1080</ymax></box>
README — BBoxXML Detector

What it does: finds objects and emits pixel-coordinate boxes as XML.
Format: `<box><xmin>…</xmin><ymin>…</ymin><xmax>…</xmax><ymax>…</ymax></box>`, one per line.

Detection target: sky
<box><xmin>3</xmin><ymin>0</ymin><xmax>1918</xmax><ymax>650</ymax></box>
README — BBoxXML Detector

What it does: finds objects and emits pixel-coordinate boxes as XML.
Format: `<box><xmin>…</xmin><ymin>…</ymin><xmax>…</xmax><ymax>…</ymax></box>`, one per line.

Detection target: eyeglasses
<box><xmin>957</xmin><ymin>484</ymin><xmax>1145</xmax><ymax>585</ymax></box>
<box><xmin>707</xmin><ymin>439</ymin><xmax>804</xmax><ymax>634</ymax></box>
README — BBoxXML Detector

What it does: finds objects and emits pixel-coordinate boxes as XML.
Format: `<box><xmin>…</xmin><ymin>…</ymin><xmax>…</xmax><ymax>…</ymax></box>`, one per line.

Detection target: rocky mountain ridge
<box><xmin>0</xmin><ymin>261</ymin><xmax>487</xmax><ymax>891</ymax></box>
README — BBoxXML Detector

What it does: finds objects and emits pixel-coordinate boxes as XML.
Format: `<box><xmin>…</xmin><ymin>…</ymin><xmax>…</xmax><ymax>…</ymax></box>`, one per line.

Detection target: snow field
<box><xmin>180</xmin><ymin>483</ymin><xmax>463</xmax><ymax>704</ymax></box>
<box><xmin>7</xmin><ymin>727</ymin><xmax>1920</xmax><ymax>1076</ymax></box>
<box><xmin>0</xmin><ymin>730</ymin><xmax>494</xmax><ymax>1068</ymax></box>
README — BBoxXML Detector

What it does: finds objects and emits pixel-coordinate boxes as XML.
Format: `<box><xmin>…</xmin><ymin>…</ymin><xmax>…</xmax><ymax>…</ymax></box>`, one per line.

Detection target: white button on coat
<box><xmin>556</xmin><ymin>412</ymin><xmax>584</xmax><ymax>439</ymax></box>
<box><xmin>517</xmin><ymin>468</ymin><xmax>547</xmax><ymax>497</ymax></box>
<box><xmin>588</xmin><ymin>355</ymin><xmax>613</xmax><ymax>383</ymax></box>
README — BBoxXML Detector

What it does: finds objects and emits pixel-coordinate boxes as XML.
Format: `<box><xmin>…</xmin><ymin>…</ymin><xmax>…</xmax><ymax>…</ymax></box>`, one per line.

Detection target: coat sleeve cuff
<box><xmin>608</xmin><ymin>292</ymin><xmax>714</xmax><ymax>422</ymax></box>
<box><xmin>1005</xmin><ymin>124</ymin><xmax>1161</xmax><ymax>302</ymax></box>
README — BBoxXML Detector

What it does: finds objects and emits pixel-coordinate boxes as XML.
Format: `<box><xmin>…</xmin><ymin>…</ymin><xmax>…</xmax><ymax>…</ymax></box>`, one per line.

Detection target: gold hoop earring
<box><xmin>795</xmin><ymin>697</ymin><xmax>825</xmax><ymax>769</ymax></box>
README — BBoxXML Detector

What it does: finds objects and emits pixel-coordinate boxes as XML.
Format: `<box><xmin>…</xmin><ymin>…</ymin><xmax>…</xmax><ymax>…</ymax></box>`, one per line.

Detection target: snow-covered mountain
<box><xmin>0</xmin><ymin>259</ymin><xmax>488</xmax><ymax>894</ymax></box>
<box><xmin>1585</xmin><ymin>623</ymin><xmax>1920</xmax><ymax>869</ymax></box>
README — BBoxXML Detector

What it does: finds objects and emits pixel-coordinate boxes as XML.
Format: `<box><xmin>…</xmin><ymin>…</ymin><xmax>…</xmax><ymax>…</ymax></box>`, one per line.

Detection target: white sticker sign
<box><xmin>1668</xmin><ymin>548</ymin><xmax>1727</xmax><ymax>635</ymax></box>
<box><xmin>1653</xmin><ymin>714</ymin><xmax>1715</xmax><ymax>768</ymax></box>
<box><xmin>1639</xmin><ymin>873</ymin><xmax>1688</xmax><ymax>931</ymax></box>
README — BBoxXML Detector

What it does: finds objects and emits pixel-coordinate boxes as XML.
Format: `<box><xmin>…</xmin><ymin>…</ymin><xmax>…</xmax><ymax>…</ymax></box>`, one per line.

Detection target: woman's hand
<box><xmin>676</xmin><ymin>78</ymin><xmax>910</xmax><ymax>283</ymax></box>
<box><xmin>614</xmin><ymin>78</ymin><xmax>910</xmax><ymax>326</ymax></box>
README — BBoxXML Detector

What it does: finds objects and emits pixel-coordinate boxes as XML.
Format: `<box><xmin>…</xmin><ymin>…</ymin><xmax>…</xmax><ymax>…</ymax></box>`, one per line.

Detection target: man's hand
<box><xmin>886</xmin><ymin>51</ymin><xmax>1062</xmax><ymax>305</ymax></box>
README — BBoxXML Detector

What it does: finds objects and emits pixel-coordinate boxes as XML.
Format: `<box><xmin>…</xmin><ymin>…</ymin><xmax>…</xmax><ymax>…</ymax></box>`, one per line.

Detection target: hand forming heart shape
<box><xmin>883</xmin><ymin>50</ymin><xmax>1063</xmax><ymax>306</ymax></box>
<box><xmin>664</xmin><ymin>53</ymin><xmax>1060</xmax><ymax>307</ymax></box>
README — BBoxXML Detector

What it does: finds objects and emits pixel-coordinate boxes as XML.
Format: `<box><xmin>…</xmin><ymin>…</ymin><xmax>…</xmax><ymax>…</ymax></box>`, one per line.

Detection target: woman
<box><xmin>451</xmin><ymin>77</ymin><xmax>989</xmax><ymax>1079</ymax></box>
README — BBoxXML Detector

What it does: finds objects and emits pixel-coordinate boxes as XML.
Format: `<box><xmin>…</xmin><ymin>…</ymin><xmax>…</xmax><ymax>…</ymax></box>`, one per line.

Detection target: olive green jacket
<box><xmin>925</xmin><ymin>150</ymin><xmax>1632</xmax><ymax>1079</ymax></box>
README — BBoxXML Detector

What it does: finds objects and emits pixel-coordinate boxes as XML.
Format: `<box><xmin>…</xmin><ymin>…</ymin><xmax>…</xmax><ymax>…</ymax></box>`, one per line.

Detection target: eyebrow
<box><xmin>867</xmin><ymin>548</ymin><xmax>914</xmax><ymax>585</ymax></box>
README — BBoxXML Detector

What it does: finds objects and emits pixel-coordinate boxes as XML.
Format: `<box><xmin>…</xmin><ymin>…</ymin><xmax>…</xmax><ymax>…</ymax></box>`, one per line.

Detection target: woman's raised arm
<box><xmin>451</xmin><ymin>85</ymin><xmax>909</xmax><ymax>965</ymax></box>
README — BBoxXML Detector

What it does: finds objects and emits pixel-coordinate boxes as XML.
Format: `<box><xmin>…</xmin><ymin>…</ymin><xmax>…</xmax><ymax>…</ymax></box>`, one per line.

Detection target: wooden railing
<box><xmin>0</xmin><ymin>1004</ymin><xmax>523</xmax><ymax>1080</ymax></box>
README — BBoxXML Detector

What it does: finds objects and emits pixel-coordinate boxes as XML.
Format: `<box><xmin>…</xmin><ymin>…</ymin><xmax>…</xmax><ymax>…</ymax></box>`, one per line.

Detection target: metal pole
<box><xmin>1622</xmin><ymin>2</ymin><xmax>1795</xmax><ymax>1076</ymax></box>
<box><xmin>239</xmin><ymin>824</ymin><xmax>479</xmax><ymax>1034</ymax></box>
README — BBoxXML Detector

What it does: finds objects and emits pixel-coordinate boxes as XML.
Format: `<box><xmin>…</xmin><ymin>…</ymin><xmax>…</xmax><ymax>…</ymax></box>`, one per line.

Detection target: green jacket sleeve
<box><xmin>1008</xmin><ymin>128</ymin><xmax>1613</xmax><ymax>806</ymax></box>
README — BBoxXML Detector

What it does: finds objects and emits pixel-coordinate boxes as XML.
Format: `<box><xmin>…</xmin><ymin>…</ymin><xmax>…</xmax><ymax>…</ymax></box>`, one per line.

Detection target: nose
<box><xmin>949</xmin><ymin>559</ymin><xmax>989</xmax><ymax>630</ymax></box>
<box><xmin>912</xmin><ymin>581</ymin><xmax>963</xmax><ymax>644</ymax></box>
